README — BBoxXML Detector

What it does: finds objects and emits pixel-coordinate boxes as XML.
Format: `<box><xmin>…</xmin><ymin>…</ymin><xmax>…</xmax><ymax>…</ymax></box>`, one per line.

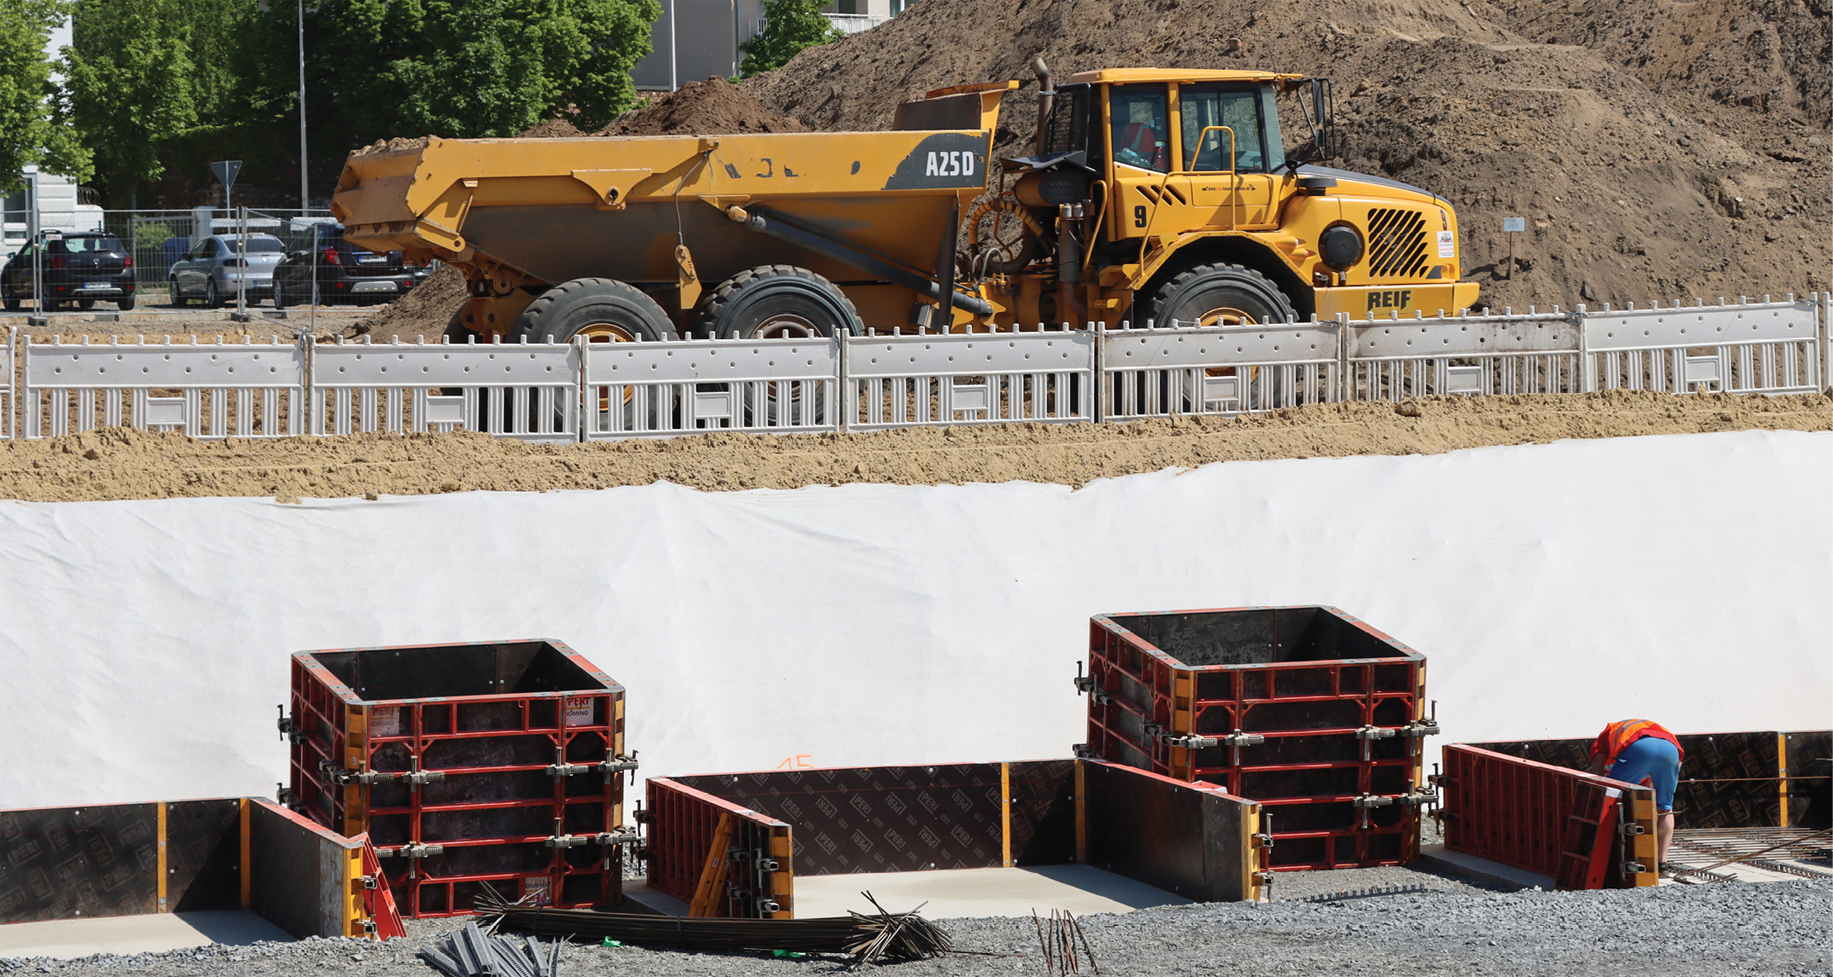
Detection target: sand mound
<box><xmin>608</xmin><ymin>77</ymin><xmax>809</xmax><ymax>135</ymax></box>
<box><xmin>354</xmin><ymin>264</ymin><xmax>468</xmax><ymax>341</ymax></box>
<box><xmin>740</xmin><ymin>0</ymin><xmax>1829</xmax><ymax>311</ymax></box>
<box><xmin>0</xmin><ymin>392</ymin><xmax>1824</xmax><ymax>502</ymax></box>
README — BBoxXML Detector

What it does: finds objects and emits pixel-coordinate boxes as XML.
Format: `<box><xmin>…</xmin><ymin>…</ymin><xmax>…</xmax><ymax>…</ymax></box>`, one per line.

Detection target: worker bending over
<box><xmin>1588</xmin><ymin>719</ymin><xmax>1684</xmax><ymax>873</ymax></box>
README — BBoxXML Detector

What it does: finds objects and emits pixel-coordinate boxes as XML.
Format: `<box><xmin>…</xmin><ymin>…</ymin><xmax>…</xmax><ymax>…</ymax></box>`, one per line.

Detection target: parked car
<box><xmin>273</xmin><ymin>223</ymin><xmax>427</xmax><ymax>307</ymax></box>
<box><xmin>0</xmin><ymin>231</ymin><xmax>136</xmax><ymax>311</ymax></box>
<box><xmin>167</xmin><ymin>234</ymin><xmax>288</xmax><ymax>307</ymax></box>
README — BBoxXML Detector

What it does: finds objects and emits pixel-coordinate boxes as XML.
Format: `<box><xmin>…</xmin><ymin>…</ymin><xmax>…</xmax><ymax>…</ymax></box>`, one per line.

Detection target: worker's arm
<box><xmin>1587</xmin><ymin>753</ymin><xmax>1607</xmax><ymax>776</ymax></box>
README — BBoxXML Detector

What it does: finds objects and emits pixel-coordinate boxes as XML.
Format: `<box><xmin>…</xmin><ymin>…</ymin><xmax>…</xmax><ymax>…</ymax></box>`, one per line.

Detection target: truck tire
<box><xmin>1145</xmin><ymin>262</ymin><xmax>1296</xmax><ymax>328</ymax></box>
<box><xmin>695</xmin><ymin>265</ymin><xmax>863</xmax><ymax>339</ymax></box>
<box><xmin>508</xmin><ymin>277</ymin><xmax>676</xmax><ymax>344</ymax></box>
<box><xmin>1128</xmin><ymin>264</ymin><xmax>1298</xmax><ymax>415</ymax></box>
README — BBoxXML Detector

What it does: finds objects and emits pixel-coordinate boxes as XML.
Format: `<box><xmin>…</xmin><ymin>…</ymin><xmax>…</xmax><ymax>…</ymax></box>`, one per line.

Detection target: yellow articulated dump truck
<box><xmin>332</xmin><ymin>62</ymin><xmax>1479</xmax><ymax>344</ymax></box>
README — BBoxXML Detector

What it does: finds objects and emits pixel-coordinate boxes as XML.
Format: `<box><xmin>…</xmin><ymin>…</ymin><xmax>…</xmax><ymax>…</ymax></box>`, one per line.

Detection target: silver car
<box><xmin>168</xmin><ymin>234</ymin><xmax>288</xmax><ymax>308</ymax></box>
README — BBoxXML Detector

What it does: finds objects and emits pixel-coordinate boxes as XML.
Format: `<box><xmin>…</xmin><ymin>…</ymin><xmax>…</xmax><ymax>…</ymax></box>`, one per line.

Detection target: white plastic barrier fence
<box><xmin>0</xmin><ymin>295</ymin><xmax>1822</xmax><ymax>442</ymax></box>
<box><xmin>22</xmin><ymin>334</ymin><xmax>305</xmax><ymax>439</ymax></box>
<box><xmin>580</xmin><ymin>336</ymin><xmax>838</xmax><ymax>439</ymax></box>
<box><xmin>310</xmin><ymin>336</ymin><xmax>580</xmax><ymax>442</ymax></box>
<box><xmin>844</xmin><ymin>327</ymin><xmax>1094</xmax><ymax>431</ymax></box>
<box><xmin>1</xmin><ymin>330</ymin><xmax>13</xmax><ymax>440</ymax></box>
<box><xmin>1345</xmin><ymin>309</ymin><xmax>1581</xmax><ymax>402</ymax></box>
<box><xmin>1101</xmin><ymin>320</ymin><xmax>1340</xmax><ymax>419</ymax></box>
<box><xmin>1582</xmin><ymin>296</ymin><xmax>1821</xmax><ymax>395</ymax></box>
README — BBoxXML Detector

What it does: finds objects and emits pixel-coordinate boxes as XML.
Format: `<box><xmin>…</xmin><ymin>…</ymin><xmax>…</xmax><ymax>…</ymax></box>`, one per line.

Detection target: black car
<box><xmin>273</xmin><ymin>223</ymin><xmax>427</xmax><ymax>307</ymax></box>
<box><xmin>1</xmin><ymin>231</ymin><xmax>136</xmax><ymax>311</ymax></box>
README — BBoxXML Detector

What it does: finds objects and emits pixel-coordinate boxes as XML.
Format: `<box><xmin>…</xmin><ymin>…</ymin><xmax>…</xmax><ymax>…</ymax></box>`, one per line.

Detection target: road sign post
<box><xmin>1501</xmin><ymin>216</ymin><xmax>1525</xmax><ymax>279</ymax></box>
<box><xmin>210</xmin><ymin>160</ymin><xmax>244</xmax><ymax>213</ymax></box>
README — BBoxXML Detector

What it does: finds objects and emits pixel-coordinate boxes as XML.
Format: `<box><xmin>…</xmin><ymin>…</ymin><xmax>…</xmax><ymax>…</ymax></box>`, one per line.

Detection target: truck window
<box><xmin>1110</xmin><ymin>84</ymin><xmax>1169</xmax><ymax>172</ymax></box>
<box><xmin>1179</xmin><ymin>84</ymin><xmax>1265</xmax><ymax>173</ymax></box>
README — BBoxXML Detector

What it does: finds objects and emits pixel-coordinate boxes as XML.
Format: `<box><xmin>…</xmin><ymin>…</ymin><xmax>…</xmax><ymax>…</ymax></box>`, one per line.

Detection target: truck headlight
<box><xmin>1320</xmin><ymin>225</ymin><xmax>1363</xmax><ymax>271</ymax></box>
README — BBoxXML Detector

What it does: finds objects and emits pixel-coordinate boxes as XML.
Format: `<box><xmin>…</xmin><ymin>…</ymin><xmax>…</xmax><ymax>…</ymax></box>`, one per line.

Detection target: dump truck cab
<box><xmin>983</xmin><ymin>67</ymin><xmax>1479</xmax><ymax>327</ymax></box>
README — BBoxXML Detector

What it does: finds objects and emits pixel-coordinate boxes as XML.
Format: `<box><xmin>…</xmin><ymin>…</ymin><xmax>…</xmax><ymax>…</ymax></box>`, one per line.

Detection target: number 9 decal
<box><xmin>1134</xmin><ymin>205</ymin><xmax>1148</xmax><ymax>228</ymax></box>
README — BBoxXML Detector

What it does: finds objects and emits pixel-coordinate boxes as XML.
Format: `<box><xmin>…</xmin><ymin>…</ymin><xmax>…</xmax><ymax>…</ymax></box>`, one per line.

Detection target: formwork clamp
<box><xmin>321</xmin><ymin>762</ymin><xmax>394</xmax><ymax>787</ymax></box>
<box><xmin>1621</xmin><ymin>860</ymin><xmax>1647</xmax><ymax>876</ymax></box>
<box><xmin>1401</xmin><ymin>701</ymin><xmax>1442</xmax><ymax>739</ymax></box>
<box><xmin>1073</xmin><ymin>664</ymin><xmax>1111</xmax><ymax>704</ymax></box>
<box><xmin>756</xmin><ymin>899</ymin><xmax>781</xmax><ymax>914</ymax></box>
<box><xmin>277</xmin><ymin>706</ymin><xmax>305</xmax><ymax>745</ymax></box>
<box><xmin>1618</xmin><ymin>820</ymin><xmax>1647</xmax><ymax>838</ymax></box>
<box><xmin>386</xmin><ymin>842</ymin><xmax>444</xmax><ymax>859</ymax></box>
<box><xmin>1355</xmin><ymin>725</ymin><xmax>1398</xmax><ymax>741</ymax></box>
<box><xmin>399</xmin><ymin>770</ymin><xmax>445</xmax><ymax>786</ymax></box>
<box><xmin>600</xmin><ymin>752</ymin><xmax>640</xmax><ymax>785</ymax></box>
<box><xmin>1071</xmin><ymin>743</ymin><xmax>1096</xmax><ymax>759</ymax></box>
<box><xmin>1159</xmin><ymin>733</ymin><xmax>1218</xmax><ymax>749</ymax></box>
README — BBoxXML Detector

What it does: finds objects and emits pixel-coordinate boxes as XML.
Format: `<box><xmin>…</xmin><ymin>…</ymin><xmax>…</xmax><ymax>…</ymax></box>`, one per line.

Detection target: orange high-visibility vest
<box><xmin>1591</xmin><ymin>719</ymin><xmax>1685</xmax><ymax>768</ymax></box>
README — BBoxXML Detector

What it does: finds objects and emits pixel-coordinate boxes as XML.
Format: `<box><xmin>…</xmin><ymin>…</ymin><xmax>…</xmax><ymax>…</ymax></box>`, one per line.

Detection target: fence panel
<box><xmin>310</xmin><ymin>337</ymin><xmax>581</xmax><ymax>442</ymax></box>
<box><xmin>1346</xmin><ymin>310</ymin><xmax>1580</xmax><ymax>402</ymax></box>
<box><xmin>845</xmin><ymin>328</ymin><xmax>1093</xmax><ymax>431</ymax></box>
<box><xmin>1101</xmin><ymin>321</ymin><xmax>1340</xmax><ymax>420</ymax></box>
<box><xmin>22</xmin><ymin>334</ymin><xmax>305</xmax><ymax>439</ymax></box>
<box><xmin>582</xmin><ymin>336</ymin><xmax>839</xmax><ymax>440</ymax></box>
<box><xmin>1583</xmin><ymin>296</ymin><xmax>1821</xmax><ymax>395</ymax></box>
<box><xmin>1</xmin><ymin>329</ymin><xmax>12</xmax><ymax>440</ymax></box>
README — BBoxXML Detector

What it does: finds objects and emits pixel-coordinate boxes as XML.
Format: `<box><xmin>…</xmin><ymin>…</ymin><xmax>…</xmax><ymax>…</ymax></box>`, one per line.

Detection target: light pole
<box><xmin>298</xmin><ymin>0</ymin><xmax>309</xmax><ymax>211</ymax></box>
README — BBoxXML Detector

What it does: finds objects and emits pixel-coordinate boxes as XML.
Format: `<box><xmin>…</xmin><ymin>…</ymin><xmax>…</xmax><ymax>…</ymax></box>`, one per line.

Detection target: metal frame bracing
<box><xmin>286</xmin><ymin>639</ymin><xmax>632</xmax><ymax>918</ymax></box>
<box><xmin>1082</xmin><ymin>606</ymin><xmax>1436</xmax><ymax>871</ymax></box>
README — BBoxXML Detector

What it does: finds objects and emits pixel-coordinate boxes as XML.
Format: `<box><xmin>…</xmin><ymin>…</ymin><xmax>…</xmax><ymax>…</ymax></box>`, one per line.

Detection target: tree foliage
<box><xmin>242</xmin><ymin>0</ymin><xmax>659</xmax><ymax>154</ymax></box>
<box><xmin>0</xmin><ymin>0</ymin><xmax>90</xmax><ymax>191</ymax></box>
<box><xmin>740</xmin><ymin>0</ymin><xmax>841</xmax><ymax>77</ymax></box>
<box><xmin>62</xmin><ymin>0</ymin><xmax>246</xmax><ymax>195</ymax></box>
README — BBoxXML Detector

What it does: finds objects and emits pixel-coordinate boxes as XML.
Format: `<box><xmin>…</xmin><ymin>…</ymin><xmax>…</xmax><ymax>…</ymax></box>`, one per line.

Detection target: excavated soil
<box><xmin>740</xmin><ymin>0</ymin><xmax>1830</xmax><ymax>313</ymax></box>
<box><xmin>0</xmin><ymin>392</ymin><xmax>1823</xmax><ymax>503</ymax></box>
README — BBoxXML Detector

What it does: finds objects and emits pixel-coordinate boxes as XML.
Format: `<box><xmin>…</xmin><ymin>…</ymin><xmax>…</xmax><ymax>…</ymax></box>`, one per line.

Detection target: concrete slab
<box><xmin>790</xmin><ymin>865</ymin><xmax>1191</xmax><ymax>919</ymax></box>
<box><xmin>621</xmin><ymin>880</ymin><xmax>692</xmax><ymax>917</ymax></box>
<box><xmin>1418</xmin><ymin>844</ymin><xmax>1555</xmax><ymax>891</ymax></box>
<box><xmin>0</xmin><ymin>910</ymin><xmax>292</xmax><ymax>960</ymax></box>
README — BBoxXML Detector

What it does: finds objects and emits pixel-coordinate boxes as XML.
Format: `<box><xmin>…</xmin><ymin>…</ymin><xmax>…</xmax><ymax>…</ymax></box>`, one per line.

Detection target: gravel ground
<box><xmin>5</xmin><ymin>871</ymin><xmax>1826</xmax><ymax>977</ymax></box>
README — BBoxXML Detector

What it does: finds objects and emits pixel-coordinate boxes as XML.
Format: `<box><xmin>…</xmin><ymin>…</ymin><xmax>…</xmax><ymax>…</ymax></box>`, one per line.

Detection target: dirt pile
<box><xmin>0</xmin><ymin>392</ymin><xmax>1823</xmax><ymax>503</ymax></box>
<box><xmin>607</xmin><ymin>76</ymin><xmax>810</xmax><ymax>135</ymax></box>
<box><xmin>354</xmin><ymin>264</ymin><xmax>467</xmax><ymax>341</ymax></box>
<box><xmin>740</xmin><ymin>0</ymin><xmax>1829</xmax><ymax>311</ymax></box>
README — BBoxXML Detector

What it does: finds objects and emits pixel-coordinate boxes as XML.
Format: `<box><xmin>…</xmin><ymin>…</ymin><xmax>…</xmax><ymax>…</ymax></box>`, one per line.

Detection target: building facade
<box><xmin>2</xmin><ymin>168</ymin><xmax>105</xmax><ymax>263</ymax></box>
<box><xmin>632</xmin><ymin>0</ymin><xmax>910</xmax><ymax>90</ymax></box>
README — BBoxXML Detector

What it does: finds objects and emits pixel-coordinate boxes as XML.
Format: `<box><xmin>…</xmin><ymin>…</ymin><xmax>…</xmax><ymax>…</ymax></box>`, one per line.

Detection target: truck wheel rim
<box><xmin>1193</xmin><ymin>305</ymin><xmax>1256</xmax><ymax>327</ymax></box>
<box><xmin>749</xmin><ymin>313</ymin><xmax>821</xmax><ymax>340</ymax></box>
<box><xmin>576</xmin><ymin>322</ymin><xmax>639</xmax><ymax>408</ymax></box>
<box><xmin>576</xmin><ymin>322</ymin><xmax>638</xmax><ymax>343</ymax></box>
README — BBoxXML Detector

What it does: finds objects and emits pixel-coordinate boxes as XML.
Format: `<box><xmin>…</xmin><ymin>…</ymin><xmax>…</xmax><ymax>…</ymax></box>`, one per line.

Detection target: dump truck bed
<box><xmin>332</xmin><ymin>86</ymin><xmax>1010</xmax><ymax>330</ymax></box>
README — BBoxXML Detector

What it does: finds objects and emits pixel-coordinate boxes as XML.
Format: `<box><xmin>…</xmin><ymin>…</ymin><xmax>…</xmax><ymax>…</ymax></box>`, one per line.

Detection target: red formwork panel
<box><xmin>1083</xmin><ymin>605</ymin><xmax>1436</xmax><ymax>870</ymax></box>
<box><xmin>644</xmin><ymin>778</ymin><xmax>793</xmax><ymax>919</ymax></box>
<box><xmin>286</xmin><ymin>638</ymin><xmax>634</xmax><ymax>917</ymax></box>
<box><xmin>1440</xmin><ymin>744</ymin><xmax>1658</xmax><ymax>888</ymax></box>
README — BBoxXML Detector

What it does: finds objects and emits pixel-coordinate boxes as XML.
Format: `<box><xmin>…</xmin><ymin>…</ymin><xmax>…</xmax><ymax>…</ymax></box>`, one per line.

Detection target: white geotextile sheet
<box><xmin>0</xmin><ymin>430</ymin><xmax>1827</xmax><ymax>811</ymax></box>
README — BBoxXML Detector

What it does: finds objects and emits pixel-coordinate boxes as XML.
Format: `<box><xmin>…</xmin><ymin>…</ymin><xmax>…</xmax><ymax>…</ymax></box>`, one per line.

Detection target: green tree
<box><xmin>242</xmin><ymin>0</ymin><xmax>658</xmax><ymax>157</ymax></box>
<box><xmin>62</xmin><ymin>0</ymin><xmax>208</xmax><ymax>196</ymax></box>
<box><xmin>739</xmin><ymin>0</ymin><xmax>841</xmax><ymax>77</ymax></box>
<box><xmin>0</xmin><ymin>0</ymin><xmax>90</xmax><ymax>191</ymax></box>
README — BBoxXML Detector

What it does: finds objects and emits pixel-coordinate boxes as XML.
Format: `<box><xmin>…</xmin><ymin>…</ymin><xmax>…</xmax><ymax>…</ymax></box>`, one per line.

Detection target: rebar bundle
<box><xmin>473</xmin><ymin>890</ymin><xmax>950</xmax><ymax>964</ymax></box>
<box><xmin>419</xmin><ymin>920</ymin><xmax>561</xmax><ymax>977</ymax></box>
<box><xmin>1032</xmin><ymin>908</ymin><xmax>1098</xmax><ymax>975</ymax></box>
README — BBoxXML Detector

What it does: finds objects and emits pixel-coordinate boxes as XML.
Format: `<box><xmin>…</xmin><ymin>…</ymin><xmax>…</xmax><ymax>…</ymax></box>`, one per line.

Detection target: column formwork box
<box><xmin>286</xmin><ymin>639</ymin><xmax>632</xmax><ymax>917</ymax></box>
<box><xmin>1084</xmin><ymin>606</ymin><xmax>1435</xmax><ymax>871</ymax></box>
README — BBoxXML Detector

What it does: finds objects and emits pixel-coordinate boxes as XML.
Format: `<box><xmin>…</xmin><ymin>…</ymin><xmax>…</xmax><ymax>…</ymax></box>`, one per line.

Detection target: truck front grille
<box><xmin>1366</xmin><ymin>208</ymin><xmax>1429</xmax><ymax>279</ymax></box>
